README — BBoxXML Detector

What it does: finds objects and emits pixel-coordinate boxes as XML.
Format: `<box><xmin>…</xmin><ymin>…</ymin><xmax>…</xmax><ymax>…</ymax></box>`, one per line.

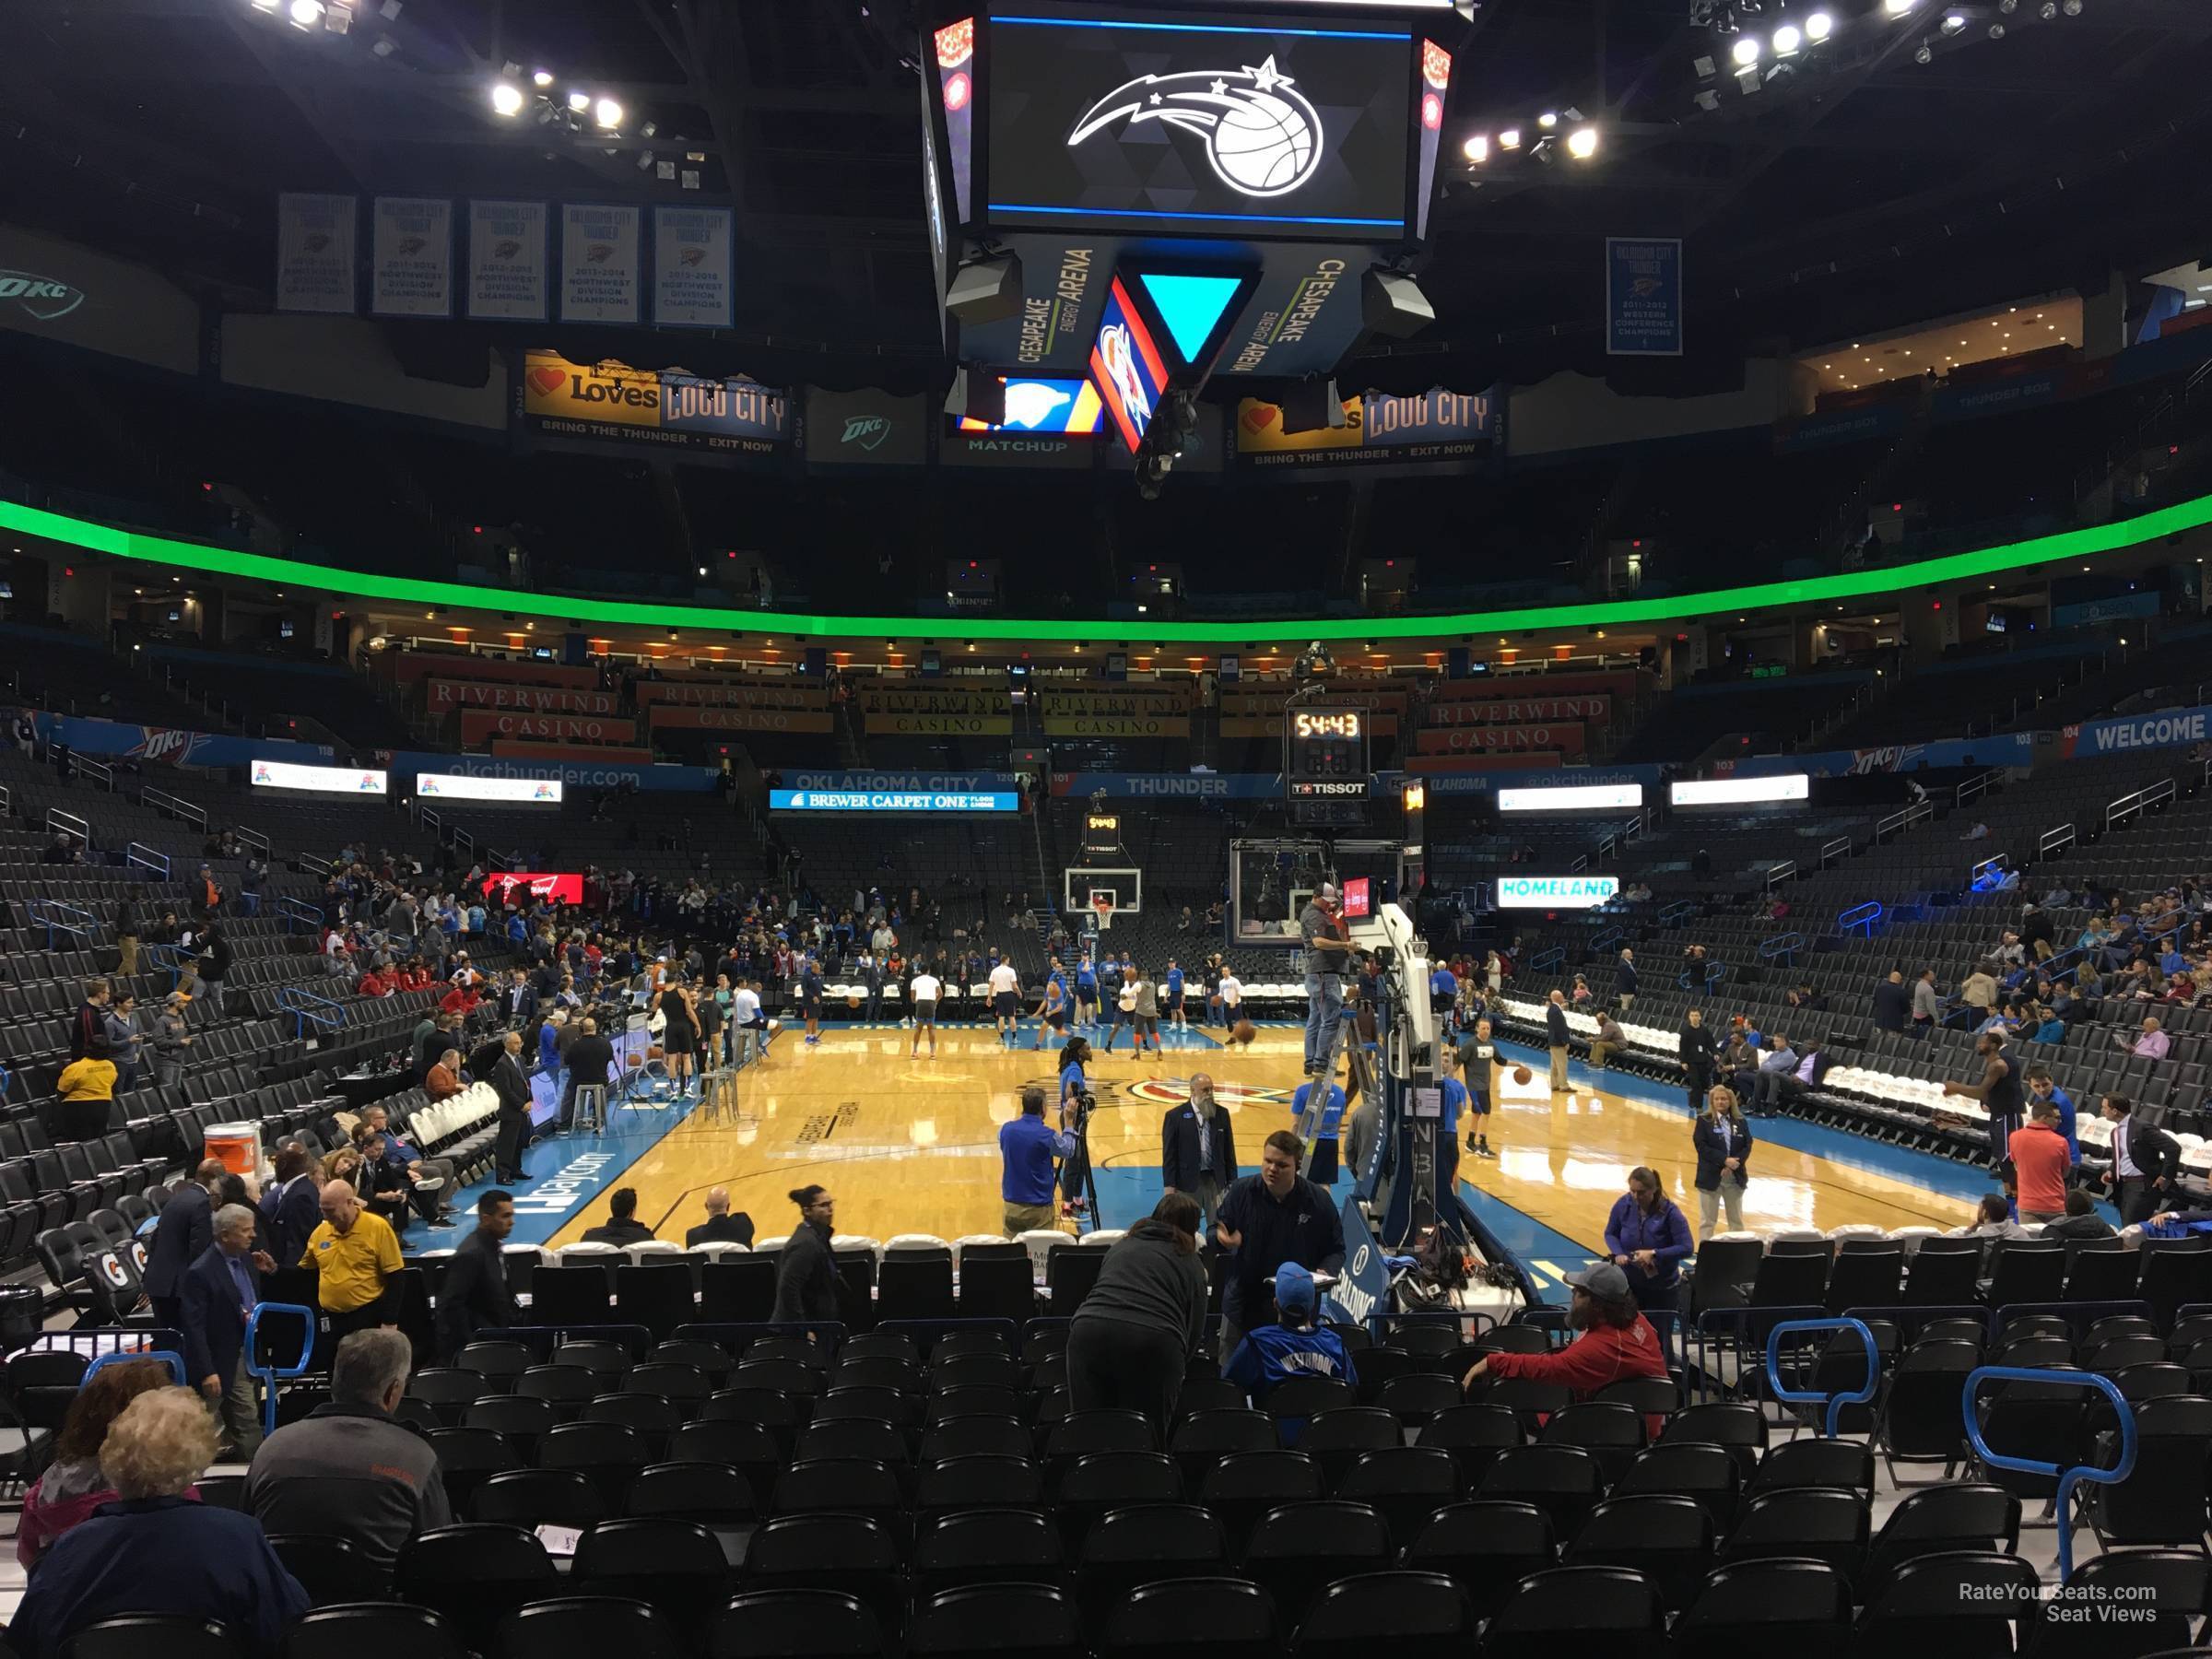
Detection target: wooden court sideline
<box><xmin>541</xmin><ymin>1026</ymin><xmax>1975</xmax><ymax>1254</ymax></box>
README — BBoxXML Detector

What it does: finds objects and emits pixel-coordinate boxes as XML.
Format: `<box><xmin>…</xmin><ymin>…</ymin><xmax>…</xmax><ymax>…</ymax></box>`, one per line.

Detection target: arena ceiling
<box><xmin>2</xmin><ymin>0</ymin><xmax>2209</xmax><ymax>391</ymax></box>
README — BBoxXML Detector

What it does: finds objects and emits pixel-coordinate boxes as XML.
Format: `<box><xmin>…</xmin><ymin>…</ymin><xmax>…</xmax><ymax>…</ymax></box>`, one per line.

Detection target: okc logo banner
<box><xmin>1069</xmin><ymin>56</ymin><xmax>1324</xmax><ymax>199</ymax></box>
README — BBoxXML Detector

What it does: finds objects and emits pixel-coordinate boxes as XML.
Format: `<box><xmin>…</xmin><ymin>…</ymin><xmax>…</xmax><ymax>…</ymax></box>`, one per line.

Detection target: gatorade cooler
<box><xmin>204</xmin><ymin>1122</ymin><xmax>261</xmax><ymax>1177</ymax></box>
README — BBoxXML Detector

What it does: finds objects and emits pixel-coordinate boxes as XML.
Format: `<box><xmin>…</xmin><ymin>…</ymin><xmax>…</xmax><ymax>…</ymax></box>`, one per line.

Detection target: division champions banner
<box><xmin>517</xmin><ymin>348</ymin><xmax>791</xmax><ymax>461</ymax></box>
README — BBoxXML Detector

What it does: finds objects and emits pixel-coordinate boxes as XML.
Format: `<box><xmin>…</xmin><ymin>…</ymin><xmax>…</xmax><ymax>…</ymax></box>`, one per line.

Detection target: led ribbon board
<box><xmin>770</xmin><ymin>788</ymin><xmax>1020</xmax><ymax>812</ymax></box>
<box><xmin>252</xmin><ymin>759</ymin><xmax>388</xmax><ymax>794</ymax></box>
<box><xmin>1670</xmin><ymin>773</ymin><xmax>1811</xmax><ymax>806</ymax></box>
<box><xmin>1497</xmin><ymin>875</ymin><xmax>1620</xmax><ymax>909</ymax></box>
<box><xmin>1498</xmin><ymin>782</ymin><xmax>1643</xmax><ymax>813</ymax></box>
<box><xmin>418</xmin><ymin>773</ymin><xmax>566</xmax><ymax>803</ymax></box>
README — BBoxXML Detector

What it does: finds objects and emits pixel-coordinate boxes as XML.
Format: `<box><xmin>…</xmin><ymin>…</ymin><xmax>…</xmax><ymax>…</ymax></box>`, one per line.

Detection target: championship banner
<box><xmin>466</xmin><ymin>200</ymin><xmax>550</xmax><ymax>322</ymax></box>
<box><xmin>1235</xmin><ymin>385</ymin><xmax>1500</xmax><ymax>472</ymax></box>
<box><xmin>634</xmin><ymin>681</ymin><xmax>828</xmax><ymax>711</ymax></box>
<box><xmin>519</xmin><ymin>349</ymin><xmax>791</xmax><ymax>457</ymax></box>
<box><xmin>1430</xmin><ymin>694</ymin><xmax>1610</xmax><ymax>727</ymax></box>
<box><xmin>559</xmin><ymin>204</ymin><xmax>641</xmax><ymax>324</ymax></box>
<box><xmin>860</xmin><ymin>688</ymin><xmax>1005</xmax><ymax>716</ymax></box>
<box><xmin>1416</xmin><ymin>724</ymin><xmax>1584</xmax><ymax>757</ymax></box>
<box><xmin>460</xmin><ymin>709</ymin><xmax>638</xmax><ymax>746</ymax></box>
<box><xmin>653</xmin><ymin>206</ymin><xmax>735</xmax><ymax>328</ymax></box>
<box><xmin>646</xmin><ymin>705</ymin><xmax>835</xmax><ymax>735</ymax></box>
<box><xmin>863</xmin><ymin>712</ymin><xmax>1016</xmax><ymax>736</ymax></box>
<box><xmin>378</xmin><ymin>652</ymin><xmax>594</xmax><ymax>690</ymax></box>
<box><xmin>426</xmin><ymin>679</ymin><xmax>620</xmax><ymax>717</ymax></box>
<box><xmin>1606</xmin><ymin>236</ymin><xmax>1683</xmax><ymax>357</ymax></box>
<box><xmin>370</xmin><ymin>196</ymin><xmax>453</xmax><ymax>319</ymax></box>
<box><xmin>1042</xmin><ymin>712</ymin><xmax>1190</xmax><ymax>738</ymax></box>
<box><xmin>275</xmin><ymin>193</ymin><xmax>357</xmax><ymax>314</ymax></box>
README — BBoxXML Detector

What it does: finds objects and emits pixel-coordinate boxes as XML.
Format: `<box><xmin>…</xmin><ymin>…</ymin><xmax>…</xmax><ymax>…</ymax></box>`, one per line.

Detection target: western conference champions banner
<box><xmin>518</xmin><ymin>348</ymin><xmax>792</xmax><ymax>460</ymax></box>
<box><xmin>467</xmin><ymin>200</ymin><xmax>550</xmax><ymax>322</ymax></box>
<box><xmin>370</xmin><ymin>197</ymin><xmax>454</xmax><ymax>319</ymax></box>
<box><xmin>275</xmin><ymin>193</ymin><xmax>358</xmax><ymax>314</ymax></box>
<box><xmin>653</xmin><ymin>207</ymin><xmax>735</xmax><ymax>328</ymax></box>
<box><xmin>560</xmin><ymin>204</ymin><xmax>641</xmax><ymax>324</ymax></box>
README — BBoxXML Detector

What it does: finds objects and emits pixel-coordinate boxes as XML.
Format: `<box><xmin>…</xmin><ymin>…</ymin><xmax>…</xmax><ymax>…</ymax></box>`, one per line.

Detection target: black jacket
<box><xmin>1692</xmin><ymin>1112</ymin><xmax>1754</xmax><ymax>1191</ymax></box>
<box><xmin>564</xmin><ymin>1033</ymin><xmax>615</xmax><ymax>1092</ymax></box>
<box><xmin>490</xmin><ymin>1053</ymin><xmax>532</xmax><ymax>1115</ymax></box>
<box><xmin>143</xmin><ymin>1181</ymin><xmax>213</xmax><ymax>1300</ymax></box>
<box><xmin>1870</xmin><ymin>978</ymin><xmax>1913</xmax><ymax>1033</ymax></box>
<box><xmin>1617</xmin><ymin>959</ymin><xmax>1638</xmax><ymax>995</ymax></box>
<box><xmin>2040</xmin><ymin>1213</ymin><xmax>2117</xmax><ymax>1241</ymax></box>
<box><xmin>1162</xmin><ymin>1104</ymin><xmax>1238</xmax><ymax>1193</ymax></box>
<box><xmin>1678</xmin><ymin>1020</ymin><xmax>1718</xmax><ymax>1077</ymax></box>
<box><xmin>771</xmin><ymin>1218</ymin><xmax>839</xmax><ymax>1324</ymax></box>
<box><xmin>1546</xmin><ymin>1004</ymin><xmax>1570</xmax><ymax>1046</ymax></box>
<box><xmin>582</xmin><ymin>1217</ymin><xmax>655</xmax><ymax>1246</ymax></box>
<box><xmin>2111</xmin><ymin>1118</ymin><xmax>2183</xmax><ymax>1185</ymax></box>
<box><xmin>687</xmin><ymin>1213</ymin><xmax>756</xmax><ymax>1247</ymax></box>
<box><xmin>434</xmin><ymin>1229</ymin><xmax>515</xmax><ymax>1359</ymax></box>
<box><xmin>260</xmin><ymin>1177</ymin><xmax>321</xmax><ymax>1273</ymax></box>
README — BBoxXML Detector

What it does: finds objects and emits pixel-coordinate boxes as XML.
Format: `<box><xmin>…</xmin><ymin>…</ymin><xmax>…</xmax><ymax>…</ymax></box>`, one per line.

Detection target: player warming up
<box><xmin>988</xmin><ymin>954</ymin><xmax>1022</xmax><ymax>1048</ymax></box>
<box><xmin>1459</xmin><ymin>1016</ymin><xmax>1512</xmax><ymax>1160</ymax></box>
<box><xmin>909</xmin><ymin>963</ymin><xmax>942</xmax><ymax>1059</ymax></box>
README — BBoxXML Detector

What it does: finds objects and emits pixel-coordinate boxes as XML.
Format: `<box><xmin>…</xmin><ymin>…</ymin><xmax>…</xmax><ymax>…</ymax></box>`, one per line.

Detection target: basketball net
<box><xmin>1091</xmin><ymin>893</ymin><xmax>1115</xmax><ymax>934</ymax></box>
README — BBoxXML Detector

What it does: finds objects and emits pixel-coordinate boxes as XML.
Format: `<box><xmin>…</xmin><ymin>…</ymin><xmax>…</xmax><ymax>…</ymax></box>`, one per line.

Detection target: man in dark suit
<box><xmin>434</xmin><ymin>1190</ymin><xmax>517</xmax><ymax>1360</ymax></box>
<box><xmin>1162</xmin><ymin>1073</ymin><xmax>1240</xmax><ymax>1234</ymax></box>
<box><xmin>1870</xmin><ymin>969</ymin><xmax>1912</xmax><ymax>1033</ymax></box>
<box><xmin>2101</xmin><ymin>1094</ymin><xmax>2183</xmax><ymax>1226</ymax></box>
<box><xmin>142</xmin><ymin>1159</ymin><xmax>226</xmax><ymax>1334</ymax></box>
<box><xmin>686</xmin><ymin>1186</ymin><xmax>756</xmax><ymax>1248</ymax></box>
<box><xmin>581</xmin><ymin>1186</ymin><xmax>654</xmax><ymax>1246</ymax></box>
<box><xmin>490</xmin><ymin>1030</ymin><xmax>534</xmax><ymax>1183</ymax></box>
<box><xmin>180</xmin><ymin>1202</ymin><xmax>275</xmax><ymax>1456</ymax></box>
<box><xmin>258</xmin><ymin>1142</ymin><xmax>323</xmax><ymax>1266</ymax></box>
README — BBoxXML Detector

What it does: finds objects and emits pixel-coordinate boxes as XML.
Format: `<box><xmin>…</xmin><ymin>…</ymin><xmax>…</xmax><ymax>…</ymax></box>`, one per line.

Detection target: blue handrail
<box><xmin>275</xmin><ymin>897</ymin><xmax>325</xmax><ymax>935</ymax></box>
<box><xmin>1677</xmin><ymin>959</ymin><xmax>1727</xmax><ymax>990</ymax></box>
<box><xmin>1764</xmin><ymin>1316</ymin><xmax>1879</xmax><ymax>1439</ymax></box>
<box><xmin>276</xmin><ymin>986</ymin><xmax>345</xmax><ymax>1042</ymax></box>
<box><xmin>25</xmin><ymin>898</ymin><xmax>97</xmax><ymax>950</ymax></box>
<box><xmin>1528</xmin><ymin>947</ymin><xmax>1565</xmax><ymax>974</ymax></box>
<box><xmin>1838</xmin><ymin>900</ymin><xmax>1885</xmax><ymax>937</ymax></box>
<box><xmin>1659</xmin><ymin>900</ymin><xmax>1698</xmax><ymax>927</ymax></box>
<box><xmin>84</xmin><ymin>1348</ymin><xmax>187</xmax><ymax>1387</ymax></box>
<box><xmin>1759</xmin><ymin>932</ymin><xmax>1805</xmax><ymax>964</ymax></box>
<box><xmin>245</xmin><ymin>1302</ymin><xmax>318</xmax><ymax>1439</ymax></box>
<box><xmin>142</xmin><ymin>941</ymin><xmax>193</xmax><ymax>992</ymax></box>
<box><xmin>1590</xmin><ymin>924</ymin><xmax>1625</xmax><ymax>954</ymax></box>
<box><xmin>1962</xmin><ymin>1365</ymin><xmax>2136</xmax><ymax>1582</ymax></box>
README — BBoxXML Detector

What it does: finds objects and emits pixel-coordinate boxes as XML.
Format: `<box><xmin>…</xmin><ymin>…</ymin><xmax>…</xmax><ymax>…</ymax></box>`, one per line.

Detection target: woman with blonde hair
<box><xmin>16</xmin><ymin>1359</ymin><xmax>189</xmax><ymax>1565</ymax></box>
<box><xmin>1691</xmin><ymin>1084</ymin><xmax>1754</xmax><ymax>1236</ymax></box>
<box><xmin>9</xmin><ymin>1387</ymin><xmax>306</xmax><ymax>1657</ymax></box>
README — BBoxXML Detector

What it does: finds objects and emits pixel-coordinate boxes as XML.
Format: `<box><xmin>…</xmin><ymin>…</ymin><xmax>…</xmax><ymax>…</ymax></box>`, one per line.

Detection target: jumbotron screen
<box><xmin>984</xmin><ymin>8</ymin><xmax>1415</xmax><ymax>236</ymax></box>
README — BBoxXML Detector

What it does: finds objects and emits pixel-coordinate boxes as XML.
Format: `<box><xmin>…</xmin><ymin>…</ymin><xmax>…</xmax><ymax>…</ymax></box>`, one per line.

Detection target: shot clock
<box><xmin>1285</xmin><ymin>706</ymin><xmax>1370</xmax><ymax>799</ymax></box>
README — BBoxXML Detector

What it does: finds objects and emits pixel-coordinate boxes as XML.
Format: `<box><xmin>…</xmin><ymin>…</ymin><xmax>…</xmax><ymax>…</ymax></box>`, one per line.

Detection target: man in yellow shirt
<box><xmin>54</xmin><ymin>1054</ymin><xmax>117</xmax><ymax>1142</ymax></box>
<box><xmin>299</xmin><ymin>1180</ymin><xmax>404</xmax><ymax>1350</ymax></box>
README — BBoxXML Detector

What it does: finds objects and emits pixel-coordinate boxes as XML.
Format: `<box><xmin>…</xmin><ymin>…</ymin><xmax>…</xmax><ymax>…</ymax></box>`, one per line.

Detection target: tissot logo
<box><xmin>0</xmin><ymin>271</ymin><xmax>86</xmax><ymax>324</ymax></box>
<box><xmin>1069</xmin><ymin>56</ymin><xmax>1324</xmax><ymax>198</ymax></box>
<box><xmin>841</xmin><ymin>414</ymin><xmax>892</xmax><ymax>451</ymax></box>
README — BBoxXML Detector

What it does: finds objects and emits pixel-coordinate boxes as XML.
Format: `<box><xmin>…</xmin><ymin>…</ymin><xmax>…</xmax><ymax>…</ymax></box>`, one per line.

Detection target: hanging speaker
<box><xmin>1281</xmin><ymin>378</ymin><xmax>1348</xmax><ymax>435</ymax></box>
<box><xmin>1361</xmin><ymin>268</ymin><xmax>1435</xmax><ymax>339</ymax></box>
<box><xmin>947</xmin><ymin>253</ymin><xmax>1023</xmax><ymax>325</ymax></box>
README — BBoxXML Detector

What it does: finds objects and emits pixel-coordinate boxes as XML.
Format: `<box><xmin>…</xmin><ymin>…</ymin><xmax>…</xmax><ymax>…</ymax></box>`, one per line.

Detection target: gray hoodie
<box><xmin>1070</xmin><ymin>1218</ymin><xmax>1207</xmax><ymax>1352</ymax></box>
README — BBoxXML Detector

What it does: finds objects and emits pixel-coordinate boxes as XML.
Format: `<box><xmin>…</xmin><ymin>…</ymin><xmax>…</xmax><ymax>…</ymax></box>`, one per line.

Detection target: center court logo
<box><xmin>1068</xmin><ymin>56</ymin><xmax>1324</xmax><ymax>198</ymax></box>
<box><xmin>1057</xmin><ymin>1077</ymin><xmax>1300</xmax><ymax>1112</ymax></box>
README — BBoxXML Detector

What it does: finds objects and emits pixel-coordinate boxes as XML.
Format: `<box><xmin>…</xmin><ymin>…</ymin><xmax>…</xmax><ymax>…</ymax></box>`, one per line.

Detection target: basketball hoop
<box><xmin>1090</xmin><ymin>892</ymin><xmax>1116</xmax><ymax>933</ymax></box>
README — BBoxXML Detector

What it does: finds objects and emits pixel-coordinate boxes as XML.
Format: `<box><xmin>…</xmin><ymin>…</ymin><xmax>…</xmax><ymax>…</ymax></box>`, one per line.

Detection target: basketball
<box><xmin>1210</xmin><ymin>92</ymin><xmax>1318</xmax><ymax>194</ymax></box>
<box><xmin>1233</xmin><ymin>1019</ymin><xmax>1256</xmax><ymax>1046</ymax></box>
<box><xmin>1513</xmin><ymin>1065</ymin><xmax>1533</xmax><ymax>1085</ymax></box>
<box><xmin>846</xmin><ymin>994</ymin><xmax>861</xmax><ymax>1009</ymax></box>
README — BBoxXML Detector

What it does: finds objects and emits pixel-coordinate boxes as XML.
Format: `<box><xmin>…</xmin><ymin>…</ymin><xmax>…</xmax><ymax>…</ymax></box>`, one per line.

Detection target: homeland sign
<box><xmin>1497</xmin><ymin>876</ymin><xmax>1621</xmax><ymax>909</ymax></box>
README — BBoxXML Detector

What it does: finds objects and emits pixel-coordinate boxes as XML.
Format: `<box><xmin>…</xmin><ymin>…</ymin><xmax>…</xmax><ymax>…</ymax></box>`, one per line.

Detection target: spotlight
<box><xmin>1566</xmin><ymin>125</ymin><xmax>1598</xmax><ymax>159</ymax></box>
<box><xmin>594</xmin><ymin>97</ymin><xmax>623</xmax><ymax>128</ymax></box>
<box><xmin>1731</xmin><ymin>34</ymin><xmax>1761</xmax><ymax>65</ymax></box>
<box><xmin>288</xmin><ymin>0</ymin><xmax>324</xmax><ymax>26</ymax></box>
<box><xmin>1914</xmin><ymin>39</ymin><xmax>1932</xmax><ymax>61</ymax></box>
<box><xmin>1498</xmin><ymin>126</ymin><xmax>1522</xmax><ymax>149</ymax></box>
<box><xmin>1462</xmin><ymin>133</ymin><xmax>1488</xmax><ymax>162</ymax></box>
<box><xmin>1883</xmin><ymin>0</ymin><xmax>1917</xmax><ymax>13</ymax></box>
<box><xmin>1940</xmin><ymin>11</ymin><xmax>1966</xmax><ymax>33</ymax></box>
<box><xmin>566</xmin><ymin>89</ymin><xmax>590</xmax><ymax>112</ymax></box>
<box><xmin>532</xmin><ymin>68</ymin><xmax>554</xmax><ymax>87</ymax></box>
<box><xmin>2062</xmin><ymin>0</ymin><xmax>2080</xmax><ymax>13</ymax></box>
<box><xmin>1537</xmin><ymin>111</ymin><xmax>1558</xmax><ymax>129</ymax></box>
<box><xmin>252</xmin><ymin>0</ymin><xmax>279</xmax><ymax>11</ymax></box>
<box><xmin>1998</xmin><ymin>0</ymin><xmax>2016</xmax><ymax>8</ymax></box>
<box><xmin>490</xmin><ymin>82</ymin><xmax>524</xmax><ymax>117</ymax></box>
<box><xmin>1987</xmin><ymin>21</ymin><xmax>2005</xmax><ymax>35</ymax></box>
<box><xmin>1805</xmin><ymin>9</ymin><xmax>1835</xmax><ymax>38</ymax></box>
<box><xmin>1771</xmin><ymin>23</ymin><xmax>1801</xmax><ymax>53</ymax></box>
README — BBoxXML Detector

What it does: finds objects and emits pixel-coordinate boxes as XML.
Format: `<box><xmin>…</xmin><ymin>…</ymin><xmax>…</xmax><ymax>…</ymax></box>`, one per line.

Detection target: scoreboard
<box><xmin>1286</xmin><ymin>706</ymin><xmax>1370</xmax><ymax>802</ymax></box>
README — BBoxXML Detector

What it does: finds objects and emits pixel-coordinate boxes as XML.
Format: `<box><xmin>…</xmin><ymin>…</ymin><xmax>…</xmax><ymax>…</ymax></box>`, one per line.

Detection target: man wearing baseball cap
<box><xmin>1459</xmin><ymin>1262</ymin><xmax>1670</xmax><ymax>1434</ymax></box>
<box><xmin>1223</xmin><ymin>1263</ymin><xmax>1355</xmax><ymax>1443</ymax></box>
<box><xmin>1298</xmin><ymin>881</ymin><xmax>1352</xmax><ymax>1078</ymax></box>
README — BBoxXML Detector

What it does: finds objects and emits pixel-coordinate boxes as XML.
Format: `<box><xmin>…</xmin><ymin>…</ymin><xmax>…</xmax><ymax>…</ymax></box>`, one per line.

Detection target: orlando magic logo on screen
<box><xmin>1068</xmin><ymin>56</ymin><xmax>1324</xmax><ymax>199</ymax></box>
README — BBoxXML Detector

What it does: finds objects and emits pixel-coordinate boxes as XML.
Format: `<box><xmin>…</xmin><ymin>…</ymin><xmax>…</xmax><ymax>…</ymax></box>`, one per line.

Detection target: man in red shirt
<box><xmin>440</xmin><ymin>980</ymin><xmax>479</xmax><ymax>1017</ymax></box>
<box><xmin>1461</xmin><ymin>1263</ymin><xmax>1670</xmax><ymax>1433</ymax></box>
<box><xmin>2009</xmin><ymin>1098</ymin><xmax>2073</xmax><ymax>1227</ymax></box>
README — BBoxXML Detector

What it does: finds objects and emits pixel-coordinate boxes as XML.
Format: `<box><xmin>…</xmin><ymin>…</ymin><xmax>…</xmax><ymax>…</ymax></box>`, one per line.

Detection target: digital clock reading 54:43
<box><xmin>1293</xmin><ymin>712</ymin><xmax>1363</xmax><ymax>740</ymax></box>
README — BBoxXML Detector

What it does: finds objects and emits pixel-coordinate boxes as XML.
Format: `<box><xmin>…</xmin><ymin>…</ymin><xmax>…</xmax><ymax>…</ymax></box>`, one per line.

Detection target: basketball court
<box><xmin>433</xmin><ymin>1023</ymin><xmax>1996</xmax><ymax>1296</ymax></box>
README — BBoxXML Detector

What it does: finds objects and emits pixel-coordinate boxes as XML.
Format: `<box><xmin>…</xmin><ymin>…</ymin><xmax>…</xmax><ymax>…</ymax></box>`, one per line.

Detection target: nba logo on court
<box><xmin>1068</xmin><ymin>56</ymin><xmax>1324</xmax><ymax>199</ymax></box>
